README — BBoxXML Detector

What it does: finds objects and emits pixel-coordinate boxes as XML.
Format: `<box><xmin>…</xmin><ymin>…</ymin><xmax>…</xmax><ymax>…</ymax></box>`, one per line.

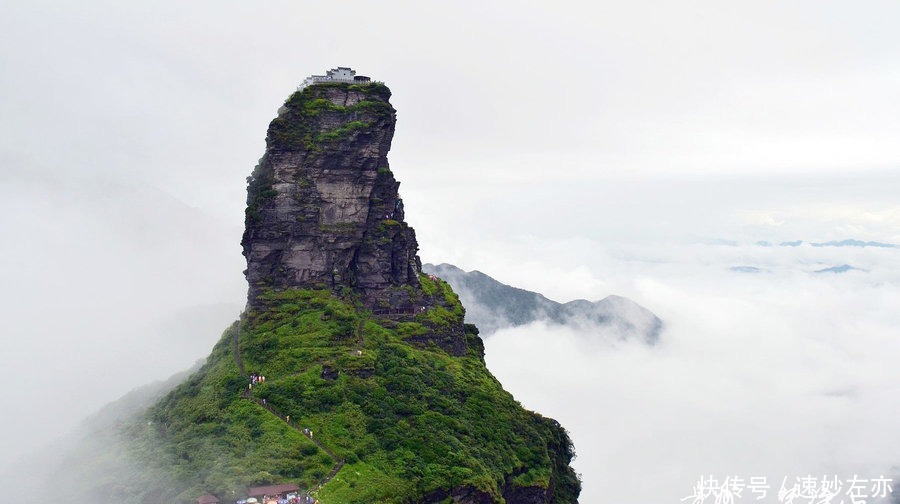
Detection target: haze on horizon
<box><xmin>2</xmin><ymin>1</ymin><xmax>899</xmax><ymax>502</ymax></box>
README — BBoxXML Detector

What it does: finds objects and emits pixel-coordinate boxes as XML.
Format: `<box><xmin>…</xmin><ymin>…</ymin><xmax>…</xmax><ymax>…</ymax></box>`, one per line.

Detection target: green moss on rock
<box><xmin>268</xmin><ymin>83</ymin><xmax>394</xmax><ymax>152</ymax></box>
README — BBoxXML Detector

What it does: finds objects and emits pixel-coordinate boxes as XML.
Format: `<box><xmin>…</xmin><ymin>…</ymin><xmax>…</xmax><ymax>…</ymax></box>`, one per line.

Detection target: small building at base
<box><xmin>196</xmin><ymin>494</ymin><xmax>219</xmax><ymax>504</ymax></box>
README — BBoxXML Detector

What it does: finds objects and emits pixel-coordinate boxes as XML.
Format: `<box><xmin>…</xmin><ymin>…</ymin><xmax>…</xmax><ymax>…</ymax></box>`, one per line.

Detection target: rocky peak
<box><xmin>241</xmin><ymin>81</ymin><xmax>424</xmax><ymax>310</ymax></box>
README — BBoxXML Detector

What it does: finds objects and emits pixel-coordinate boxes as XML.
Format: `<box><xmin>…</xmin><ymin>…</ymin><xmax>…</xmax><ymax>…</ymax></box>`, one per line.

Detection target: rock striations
<box><xmin>242</xmin><ymin>82</ymin><xmax>421</xmax><ymax>312</ymax></box>
<box><xmin>49</xmin><ymin>72</ymin><xmax>581</xmax><ymax>504</ymax></box>
<box><xmin>240</xmin><ymin>80</ymin><xmax>471</xmax><ymax>356</ymax></box>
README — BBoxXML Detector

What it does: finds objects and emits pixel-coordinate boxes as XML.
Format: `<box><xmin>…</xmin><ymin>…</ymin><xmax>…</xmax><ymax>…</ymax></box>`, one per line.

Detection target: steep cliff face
<box><xmin>241</xmin><ymin>83</ymin><xmax>421</xmax><ymax>312</ymax></box>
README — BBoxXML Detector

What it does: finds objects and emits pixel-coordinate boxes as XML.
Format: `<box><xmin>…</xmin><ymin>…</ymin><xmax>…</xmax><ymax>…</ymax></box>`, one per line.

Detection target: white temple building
<box><xmin>298</xmin><ymin>67</ymin><xmax>373</xmax><ymax>90</ymax></box>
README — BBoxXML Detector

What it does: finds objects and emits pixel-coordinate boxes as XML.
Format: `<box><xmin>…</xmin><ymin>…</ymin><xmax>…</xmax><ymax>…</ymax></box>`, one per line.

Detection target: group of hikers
<box><xmin>235</xmin><ymin>492</ymin><xmax>316</xmax><ymax>504</ymax></box>
<box><xmin>248</xmin><ymin>373</ymin><xmax>267</xmax><ymax>390</ymax></box>
<box><xmin>277</xmin><ymin>495</ymin><xmax>314</xmax><ymax>504</ymax></box>
<box><xmin>246</xmin><ymin>381</ymin><xmax>314</xmax><ymax>440</ymax></box>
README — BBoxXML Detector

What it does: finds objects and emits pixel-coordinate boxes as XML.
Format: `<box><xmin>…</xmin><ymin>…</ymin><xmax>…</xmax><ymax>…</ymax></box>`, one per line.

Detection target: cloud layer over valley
<box><xmin>3</xmin><ymin>1</ymin><xmax>900</xmax><ymax>501</ymax></box>
<box><xmin>481</xmin><ymin>241</ymin><xmax>900</xmax><ymax>503</ymax></box>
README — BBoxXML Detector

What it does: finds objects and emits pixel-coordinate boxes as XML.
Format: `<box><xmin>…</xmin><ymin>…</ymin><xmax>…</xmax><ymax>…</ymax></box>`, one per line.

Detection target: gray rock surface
<box><xmin>241</xmin><ymin>83</ymin><xmax>422</xmax><ymax>311</ymax></box>
<box><xmin>240</xmin><ymin>82</ymin><xmax>468</xmax><ymax>355</ymax></box>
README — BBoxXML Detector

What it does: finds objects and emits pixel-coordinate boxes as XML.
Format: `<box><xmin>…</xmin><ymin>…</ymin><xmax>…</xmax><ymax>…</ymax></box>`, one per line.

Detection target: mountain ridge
<box><xmin>423</xmin><ymin>263</ymin><xmax>662</xmax><ymax>343</ymax></box>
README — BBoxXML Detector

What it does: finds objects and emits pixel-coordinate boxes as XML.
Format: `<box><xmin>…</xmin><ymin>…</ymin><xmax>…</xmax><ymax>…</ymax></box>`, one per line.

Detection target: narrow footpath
<box><xmin>232</xmin><ymin>328</ymin><xmax>346</xmax><ymax>496</ymax></box>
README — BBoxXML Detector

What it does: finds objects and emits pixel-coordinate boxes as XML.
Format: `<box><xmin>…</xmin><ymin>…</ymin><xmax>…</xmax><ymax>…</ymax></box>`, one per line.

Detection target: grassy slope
<box><xmin>120</xmin><ymin>278</ymin><xmax>578</xmax><ymax>503</ymax></box>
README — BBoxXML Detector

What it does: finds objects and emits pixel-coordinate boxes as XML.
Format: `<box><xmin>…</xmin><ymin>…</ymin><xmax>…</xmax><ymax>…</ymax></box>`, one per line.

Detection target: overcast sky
<box><xmin>2</xmin><ymin>1</ymin><xmax>899</xmax><ymax>501</ymax></box>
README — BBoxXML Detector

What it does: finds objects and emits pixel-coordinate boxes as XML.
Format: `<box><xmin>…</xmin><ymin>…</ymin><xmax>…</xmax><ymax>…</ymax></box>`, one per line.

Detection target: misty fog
<box><xmin>481</xmin><ymin>241</ymin><xmax>900</xmax><ymax>502</ymax></box>
<box><xmin>3</xmin><ymin>1</ymin><xmax>900</xmax><ymax>502</ymax></box>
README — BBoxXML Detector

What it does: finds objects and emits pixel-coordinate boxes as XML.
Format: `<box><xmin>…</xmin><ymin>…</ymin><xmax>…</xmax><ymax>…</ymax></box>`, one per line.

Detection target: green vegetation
<box><xmin>316</xmin><ymin>460</ymin><xmax>413</xmax><ymax>503</ymax></box>
<box><xmin>418</xmin><ymin>273</ymin><xmax>465</xmax><ymax>320</ymax></box>
<box><xmin>268</xmin><ymin>83</ymin><xmax>394</xmax><ymax>151</ymax></box>
<box><xmin>347</xmin><ymin>81</ymin><xmax>392</xmax><ymax>99</ymax></box>
<box><xmin>315</xmin><ymin>120</ymin><xmax>372</xmax><ymax>143</ymax></box>
<box><xmin>68</xmin><ymin>322</ymin><xmax>334</xmax><ymax>503</ymax></box>
<box><xmin>244</xmin><ymin>156</ymin><xmax>278</xmax><ymax>223</ymax></box>
<box><xmin>110</xmin><ymin>285</ymin><xmax>578</xmax><ymax>503</ymax></box>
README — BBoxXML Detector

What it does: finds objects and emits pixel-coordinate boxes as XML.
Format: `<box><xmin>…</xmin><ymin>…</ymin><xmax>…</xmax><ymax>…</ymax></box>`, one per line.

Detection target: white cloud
<box><xmin>484</xmin><ymin>244</ymin><xmax>900</xmax><ymax>503</ymax></box>
<box><xmin>2</xmin><ymin>1</ymin><xmax>900</xmax><ymax>499</ymax></box>
<box><xmin>0</xmin><ymin>174</ymin><xmax>244</xmax><ymax>470</ymax></box>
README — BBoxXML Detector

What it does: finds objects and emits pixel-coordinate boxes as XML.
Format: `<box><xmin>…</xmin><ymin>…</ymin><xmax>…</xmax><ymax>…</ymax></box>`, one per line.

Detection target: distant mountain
<box><xmin>810</xmin><ymin>239</ymin><xmax>897</xmax><ymax>248</ymax></box>
<box><xmin>751</xmin><ymin>239</ymin><xmax>897</xmax><ymax>248</ymax></box>
<box><xmin>730</xmin><ymin>266</ymin><xmax>764</xmax><ymax>273</ymax></box>
<box><xmin>422</xmin><ymin>263</ymin><xmax>662</xmax><ymax>344</ymax></box>
<box><xmin>814</xmin><ymin>264</ymin><xmax>866</xmax><ymax>274</ymax></box>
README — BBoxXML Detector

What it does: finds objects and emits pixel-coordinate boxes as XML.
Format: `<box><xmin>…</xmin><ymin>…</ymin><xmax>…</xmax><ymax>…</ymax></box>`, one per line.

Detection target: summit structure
<box><xmin>241</xmin><ymin>71</ymin><xmax>423</xmax><ymax>313</ymax></box>
<box><xmin>298</xmin><ymin>67</ymin><xmax>374</xmax><ymax>90</ymax></box>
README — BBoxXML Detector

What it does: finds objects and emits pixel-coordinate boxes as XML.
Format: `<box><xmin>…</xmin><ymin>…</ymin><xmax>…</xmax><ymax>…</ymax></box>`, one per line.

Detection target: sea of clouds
<box><xmin>480</xmin><ymin>240</ymin><xmax>900</xmax><ymax>503</ymax></box>
<box><xmin>4</xmin><ymin>166</ymin><xmax>899</xmax><ymax>504</ymax></box>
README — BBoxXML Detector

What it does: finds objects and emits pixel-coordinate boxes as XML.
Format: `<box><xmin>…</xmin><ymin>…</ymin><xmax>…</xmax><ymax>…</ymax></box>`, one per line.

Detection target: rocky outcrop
<box><xmin>240</xmin><ymin>82</ymin><xmax>470</xmax><ymax>355</ymax></box>
<box><xmin>241</xmin><ymin>82</ymin><xmax>422</xmax><ymax>311</ymax></box>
